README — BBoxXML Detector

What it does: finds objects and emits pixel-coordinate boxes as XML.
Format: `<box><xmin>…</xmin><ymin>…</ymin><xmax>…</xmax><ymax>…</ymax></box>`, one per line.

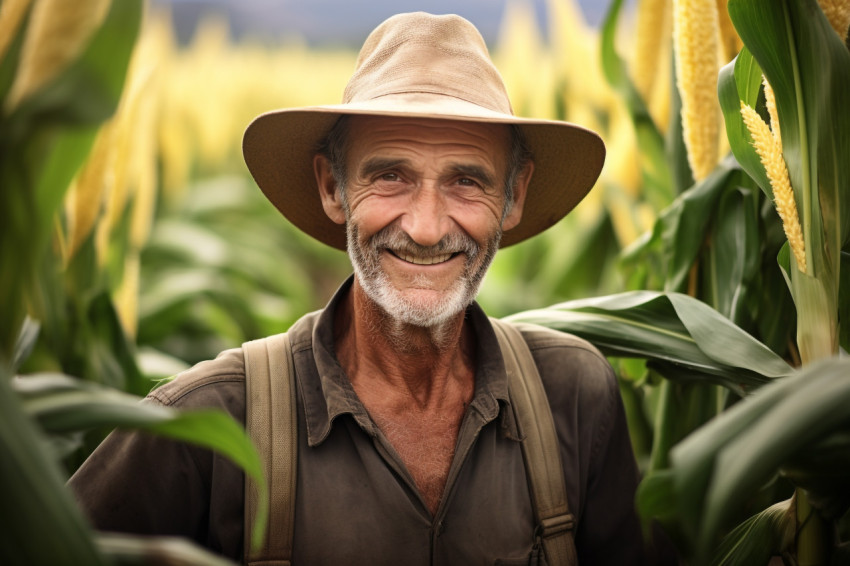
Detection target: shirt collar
<box><xmin>296</xmin><ymin>275</ymin><xmax>519</xmax><ymax>447</ymax></box>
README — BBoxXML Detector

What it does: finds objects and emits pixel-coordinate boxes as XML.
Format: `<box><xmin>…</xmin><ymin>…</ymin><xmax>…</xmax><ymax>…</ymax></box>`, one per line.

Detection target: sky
<box><xmin>152</xmin><ymin>0</ymin><xmax>614</xmax><ymax>47</ymax></box>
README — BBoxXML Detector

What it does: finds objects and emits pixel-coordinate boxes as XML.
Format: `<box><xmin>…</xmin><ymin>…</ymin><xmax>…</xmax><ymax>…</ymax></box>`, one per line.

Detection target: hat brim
<box><xmin>242</xmin><ymin>93</ymin><xmax>605</xmax><ymax>250</ymax></box>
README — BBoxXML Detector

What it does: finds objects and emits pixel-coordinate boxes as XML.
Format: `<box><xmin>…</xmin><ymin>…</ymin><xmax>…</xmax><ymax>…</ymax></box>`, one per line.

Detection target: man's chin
<box><xmin>374</xmin><ymin>286</ymin><xmax>470</xmax><ymax>328</ymax></box>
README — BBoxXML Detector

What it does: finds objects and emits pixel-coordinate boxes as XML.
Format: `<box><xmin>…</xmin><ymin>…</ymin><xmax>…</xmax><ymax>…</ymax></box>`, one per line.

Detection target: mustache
<box><xmin>369</xmin><ymin>225</ymin><xmax>480</xmax><ymax>259</ymax></box>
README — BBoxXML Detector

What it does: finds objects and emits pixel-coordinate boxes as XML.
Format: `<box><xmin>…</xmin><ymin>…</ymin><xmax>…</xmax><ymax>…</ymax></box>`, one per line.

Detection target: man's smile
<box><xmin>387</xmin><ymin>249</ymin><xmax>459</xmax><ymax>265</ymax></box>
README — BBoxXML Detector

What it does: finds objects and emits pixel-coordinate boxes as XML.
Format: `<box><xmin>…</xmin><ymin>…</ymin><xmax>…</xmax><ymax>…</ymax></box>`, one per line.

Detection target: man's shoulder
<box><xmin>510</xmin><ymin>321</ymin><xmax>609</xmax><ymax>370</ymax></box>
<box><xmin>147</xmin><ymin>347</ymin><xmax>247</xmax><ymax>411</ymax></box>
<box><xmin>506</xmin><ymin>320</ymin><xmax>616</xmax><ymax>401</ymax></box>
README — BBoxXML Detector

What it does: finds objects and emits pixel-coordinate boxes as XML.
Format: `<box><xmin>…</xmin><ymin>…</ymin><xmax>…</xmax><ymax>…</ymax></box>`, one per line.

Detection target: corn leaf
<box><xmin>14</xmin><ymin>372</ymin><xmax>270</xmax><ymax>552</ymax></box>
<box><xmin>0</xmin><ymin>372</ymin><xmax>106</xmax><ymax>565</ymax></box>
<box><xmin>600</xmin><ymin>0</ymin><xmax>674</xmax><ymax>210</ymax></box>
<box><xmin>709</xmin><ymin>498</ymin><xmax>795</xmax><ymax>566</ymax></box>
<box><xmin>667</xmin><ymin>357</ymin><xmax>850</xmax><ymax>558</ymax></box>
<box><xmin>0</xmin><ymin>0</ymin><xmax>142</xmax><ymax>360</ymax></box>
<box><xmin>704</xmin><ymin>185</ymin><xmax>760</xmax><ymax>323</ymax></box>
<box><xmin>96</xmin><ymin>532</ymin><xmax>237</xmax><ymax>566</ymax></box>
<box><xmin>506</xmin><ymin>291</ymin><xmax>791</xmax><ymax>396</ymax></box>
<box><xmin>718</xmin><ymin>46</ymin><xmax>771</xmax><ymax>198</ymax></box>
<box><xmin>730</xmin><ymin>0</ymin><xmax>850</xmax><ymax>273</ymax></box>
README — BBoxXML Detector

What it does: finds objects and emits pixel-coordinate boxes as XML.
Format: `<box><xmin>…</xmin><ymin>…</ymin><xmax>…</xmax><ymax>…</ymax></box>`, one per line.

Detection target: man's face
<box><xmin>334</xmin><ymin>116</ymin><xmax>519</xmax><ymax>328</ymax></box>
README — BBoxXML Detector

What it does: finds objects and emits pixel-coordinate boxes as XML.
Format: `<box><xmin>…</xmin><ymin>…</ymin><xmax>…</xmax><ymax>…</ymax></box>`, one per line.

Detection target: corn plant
<box><xmin>511</xmin><ymin>0</ymin><xmax>850</xmax><ymax>563</ymax></box>
<box><xmin>0</xmin><ymin>2</ymin><xmax>265</xmax><ymax>563</ymax></box>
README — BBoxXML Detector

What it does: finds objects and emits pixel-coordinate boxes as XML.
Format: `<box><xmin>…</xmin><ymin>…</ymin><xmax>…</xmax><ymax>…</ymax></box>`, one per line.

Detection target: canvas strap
<box><xmin>490</xmin><ymin>318</ymin><xmax>578</xmax><ymax>566</ymax></box>
<box><xmin>241</xmin><ymin>319</ymin><xmax>576</xmax><ymax>565</ymax></box>
<box><xmin>243</xmin><ymin>332</ymin><xmax>296</xmax><ymax>566</ymax></box>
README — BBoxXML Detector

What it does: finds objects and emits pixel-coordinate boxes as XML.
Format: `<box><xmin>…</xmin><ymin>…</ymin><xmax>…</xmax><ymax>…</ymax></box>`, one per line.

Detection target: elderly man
<box><xmin>70</xmin><ymin>12</ymin><xmax>673</xmax><ymax>566</ymax></box>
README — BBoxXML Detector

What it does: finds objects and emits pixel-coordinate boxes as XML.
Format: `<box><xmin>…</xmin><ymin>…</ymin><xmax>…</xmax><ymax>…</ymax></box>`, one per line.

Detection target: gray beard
<box><xmin>346</xmin><ymin>221</ymin><xmax>501</xmax><ymax>331</ymax></box>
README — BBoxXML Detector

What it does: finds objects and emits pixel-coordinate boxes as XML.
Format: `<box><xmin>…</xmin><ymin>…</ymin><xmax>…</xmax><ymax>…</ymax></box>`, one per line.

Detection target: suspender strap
<box><xmin>243</xmin><ymin>333</ymin><xmax>296</xmax><ymax>566</ymax></box>
<box><xmin>490</xmin><ymin>318</ymin><xmax>578</xmax><ymax>566</ymax></box>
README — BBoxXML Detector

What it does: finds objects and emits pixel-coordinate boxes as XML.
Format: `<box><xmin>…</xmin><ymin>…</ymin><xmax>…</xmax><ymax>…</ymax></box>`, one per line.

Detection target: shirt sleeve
<box><xmin>67</xmin><ymin>409</ymin><xmax>210</xmax><ymax>541</ymax></box>
<box><xmin>67</xmin><ymin>348</ymin><xmax>248</xmax><ymax>555</ymax></box>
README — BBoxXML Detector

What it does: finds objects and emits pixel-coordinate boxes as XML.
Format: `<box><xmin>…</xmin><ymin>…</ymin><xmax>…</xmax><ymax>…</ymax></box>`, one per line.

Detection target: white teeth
<box><xmin>396</xmin><ymin>251</ymin><xmax>453</xmax><ymax>265</ymax></box>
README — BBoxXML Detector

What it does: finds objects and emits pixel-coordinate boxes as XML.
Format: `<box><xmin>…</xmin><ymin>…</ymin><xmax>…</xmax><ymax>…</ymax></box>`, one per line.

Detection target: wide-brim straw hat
<box><xmin>243</xmin><ymin>12</ymin><xmax>605</xmax><ymax>250</ymax></box>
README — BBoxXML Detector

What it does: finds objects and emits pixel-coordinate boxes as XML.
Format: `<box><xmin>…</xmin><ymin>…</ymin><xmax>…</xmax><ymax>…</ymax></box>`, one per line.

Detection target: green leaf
<box><xmin>96</xmin><ymin>532</ymin><xmax>238</xmax><ymax>566</ymax></box>
<box><xmin>704</xmin><ymin>186</ymin><xmax>760</xmax><ymax>323</ymax></box>
<box><xmin>600</xmin><ymin>0</ymin><xmax>674</xmax><ymax>210</ymax></box>
<box><xmin>97</xmin><ymin>533</ymin><xmax>240</xmax><ymax>566</ymax></box>
<box><xmin>14</xmin><ymin>373</ymin><xmax>269</xmax><ymax>551</ymax></box>
<box><xmin>506</xmin><ymin>291</ymin><xmax>791</xmax><ymax>395</ymax></box>
<box><xmin>661</xmin><ymin>157</ymin><xmax>743</xmax><ymax>292</ymax></box>
<box><xmin>730</xmin><ymin>0</ymin><xmax>850</xmax><ymax>274</ymax></box>
<box><xmin>667</xmin><ymin>357</ymin><xmax>850</xmax><ymax>557</ymax></box>
<box><xmin>0</xmin><ymin>372</ymin><xmax>106</xmax><ymax>565</ymax></box>
<box><xmin>12</xmin><ymin>317</ymin><xmax>40</xmax><ymax>374</ymax></box>
<box><xmin>709</xmin><ymin>498</ymin><xmax>795</xmax><ymax>566</ymax></box>
<box><xmin>718</xmin><ymin>47</ymin><xmax>771</xmax><ymax>198</ymax></box>
<box><xmin>2</xmin><ymin>0</ymin><xmax>143</xmax><ymax>136</ymax></box>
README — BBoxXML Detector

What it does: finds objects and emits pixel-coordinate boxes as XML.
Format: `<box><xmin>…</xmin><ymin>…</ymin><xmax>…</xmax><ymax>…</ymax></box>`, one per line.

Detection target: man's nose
<box><xmin>401</xmin><ymin>183</ymin><xmax>451</xmax><ymax>247</ymax></box>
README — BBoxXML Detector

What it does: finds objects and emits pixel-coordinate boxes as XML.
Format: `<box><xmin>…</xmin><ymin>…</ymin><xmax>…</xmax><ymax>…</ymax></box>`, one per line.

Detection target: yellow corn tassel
<box><xmin>6</xmin><ymin>0</ymin><xmax>111</xmax><ymax>112</ymax></box>
<box><xmin>114</xmin><ymin>252</ymin><xmax>140</xmax><ymax>338</ymax></box>
<box><xmin>818</xmin><ymin>0</ymin><xmax>850</xmax><ymax>40</ymax></box>
<box><xmin>647</xmin><ymin>25</ymin><xmax>673</xmax><ymax>132</ymax></box>
<box><xmin>763</xmin><ymin>76</ymin><xmax>781</xmax><ymax>147</ymax></box>
<box><xmin>716</xmin><ymin>0</ymin><xmax>743</xmax><ymax>63</ymax></box>
<box><xmin>0</xmin><ymin>0</ymin><xmax>33</xmax><ymax>64</ymax></box>
<box><xmin>65</xmin><ymin>121</ymin><xmax>115</xmax><ymax>260</ymax></box>
<box><xmin>632</xmin><ymin>0</ymin><xmax>670</xmax><ymax>102</ymax></box>
<box><xmin>674</xmin><ymin>0</ymin><xmax>721</xmax><ymax>181</ymax></box>
<box><xmin>740</xmin><ymin>102</ymin><xmax>806</xmax><ymax>273</ymax></box>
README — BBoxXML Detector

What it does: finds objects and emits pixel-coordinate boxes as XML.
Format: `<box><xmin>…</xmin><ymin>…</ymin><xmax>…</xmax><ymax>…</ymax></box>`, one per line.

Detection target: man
<box><xmin>71</xmin><ymin>12</ymin><xmax>672</xmax><ymax>565</ymax></box>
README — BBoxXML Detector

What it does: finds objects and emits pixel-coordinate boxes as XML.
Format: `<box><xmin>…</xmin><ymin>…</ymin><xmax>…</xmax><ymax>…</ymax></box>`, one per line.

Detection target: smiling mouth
<box><xmin>389</xmin><ymin>250</ymin><xmax>458</xmax><ymax>265</ymax></box>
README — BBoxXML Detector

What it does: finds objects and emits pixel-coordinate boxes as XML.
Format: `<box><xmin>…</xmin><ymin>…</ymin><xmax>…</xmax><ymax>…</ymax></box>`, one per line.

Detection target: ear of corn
<box><xmin>5</xmin><ymin>0</ymin><xmax>111</xmax><ymax>112</ymax></box>
<box><xmin>740</xmin><ymin>102</ymin><xmax>806</xmax><ymax>273</ymax></box>
<box><xmin>817</xmin><ymin>0</ymin><xmax>850</xmax><ymax>40</ymax></box>
<box><xmin>716</xmin><ymin>0</ymin><xmax>743</xmax><ymax>63</ymax></box>
<box><xmin>632</xmin><ymin>0</ymin><xmax>670</xmax><ymax>102</ymax></box>
<box><xmin>0</xmin><ymin>0</ymin><xmax>33</xmax><ymax>64</ymax></box>
<box><xmin>673</xmin><ymin>0</ymin><xmax>721</xmax><ymax>181</ymax></box>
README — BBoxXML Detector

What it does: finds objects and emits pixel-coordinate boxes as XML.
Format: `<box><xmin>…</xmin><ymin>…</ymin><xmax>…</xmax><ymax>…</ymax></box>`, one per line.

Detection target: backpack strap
<box><xmin>490</xmin><ymin>318</ymin><xmax>578</xmax><ymax>566</ymax></box>
<box><xmin>242</xmin><ymin>332</ymin><xmax>296</xmax><ymax>566</ymax></box>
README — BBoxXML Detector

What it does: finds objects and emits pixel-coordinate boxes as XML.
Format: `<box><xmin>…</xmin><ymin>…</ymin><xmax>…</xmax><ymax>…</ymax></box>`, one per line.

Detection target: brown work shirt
<box><xmin>70</xmin><ymin>278</ymin><xmax>663</xmax><ymax>565</ymax></box>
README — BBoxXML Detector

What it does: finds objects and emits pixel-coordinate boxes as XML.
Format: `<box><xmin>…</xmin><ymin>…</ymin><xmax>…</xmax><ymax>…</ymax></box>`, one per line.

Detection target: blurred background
<box><xmin>77</xmin><ymin>0</ymin><xmax>651</xmax><ymax>375</ymax></box>
<box><xmin>6</xmin><ymin>1</ymin><xmax>850</xmax><ymax>563</ymax></box>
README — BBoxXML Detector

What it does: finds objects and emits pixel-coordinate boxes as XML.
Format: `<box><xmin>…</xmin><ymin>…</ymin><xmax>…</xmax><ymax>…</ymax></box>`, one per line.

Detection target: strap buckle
<box><xmin>535</xmin><ymin>513</ymin><xmax>576</xmax><ymax>540</ymax></box>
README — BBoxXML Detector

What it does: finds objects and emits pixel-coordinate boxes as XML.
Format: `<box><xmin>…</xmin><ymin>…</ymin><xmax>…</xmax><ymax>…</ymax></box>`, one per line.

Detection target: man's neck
<box><xmin>332</xmin><ymin>279</ymin><xmax>476</xmax><ymax>411</ymax></box>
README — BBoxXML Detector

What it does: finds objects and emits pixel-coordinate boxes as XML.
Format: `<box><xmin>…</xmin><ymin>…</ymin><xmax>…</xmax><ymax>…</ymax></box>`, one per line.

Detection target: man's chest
<box><xmin>289</xmin><ymin>415</ymin><xmax>539</xmax><ymax>566</ymax></box>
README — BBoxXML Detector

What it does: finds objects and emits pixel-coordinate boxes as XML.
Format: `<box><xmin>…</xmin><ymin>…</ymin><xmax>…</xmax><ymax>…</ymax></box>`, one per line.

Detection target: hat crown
<box><xmin>343</xmin><ymin>12</ymin><xmax>513</xmax><ymax>115</ymax></box>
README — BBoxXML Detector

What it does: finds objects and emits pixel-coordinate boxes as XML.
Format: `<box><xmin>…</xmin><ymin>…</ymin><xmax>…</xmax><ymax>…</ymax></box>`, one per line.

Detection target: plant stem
<box><xmin>796</xmin><ymin>489</ymin><xmax>828</xmax><ymax>566</ymax></box>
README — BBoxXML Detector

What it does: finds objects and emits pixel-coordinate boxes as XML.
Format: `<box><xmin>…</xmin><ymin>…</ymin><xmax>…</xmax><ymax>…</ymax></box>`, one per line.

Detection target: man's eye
<box><xmin>457</xmin><ymin>177</ymin><xmax>479</xmax><ymax>187</ymax></box>
<box><xmin>379</xmin><ymin>172</ymin><xmax>400</xmax><ymax>182</ymax></box>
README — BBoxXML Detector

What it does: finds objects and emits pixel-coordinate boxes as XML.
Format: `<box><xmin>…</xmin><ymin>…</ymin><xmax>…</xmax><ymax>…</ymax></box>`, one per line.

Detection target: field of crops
<box><xmin>2</xmin><ymin>0</ymin><xmax>849</xmax><ymax>564</ymax></box>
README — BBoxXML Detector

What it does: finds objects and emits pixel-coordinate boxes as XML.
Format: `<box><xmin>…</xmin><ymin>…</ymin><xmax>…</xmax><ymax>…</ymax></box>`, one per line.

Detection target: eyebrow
<box><xmin>358</xmin><ymin>157</ymin><xmax>408</xmax><ymax>179</ymax></box>
<box><xmin>357</xmin><ymin>157</ymin><xmax>498</xmax><ymax>189</ymax></box>
<box><xmin>448</xmin><ymin>163</ymin><xmax>497</xmax><ymax>189</ymax></box>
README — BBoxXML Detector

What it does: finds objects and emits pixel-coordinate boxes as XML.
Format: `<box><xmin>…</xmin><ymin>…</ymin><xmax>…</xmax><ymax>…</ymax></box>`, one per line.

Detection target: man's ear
<box><xmin>502</xmin><ymin>160</ymin><xmax>533</xmax><ymax>231</ymax></box>
<box><xmin>314</xmin><ymin>154</ymin><xmax>346</xmax><ymax>225</ymax></box>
